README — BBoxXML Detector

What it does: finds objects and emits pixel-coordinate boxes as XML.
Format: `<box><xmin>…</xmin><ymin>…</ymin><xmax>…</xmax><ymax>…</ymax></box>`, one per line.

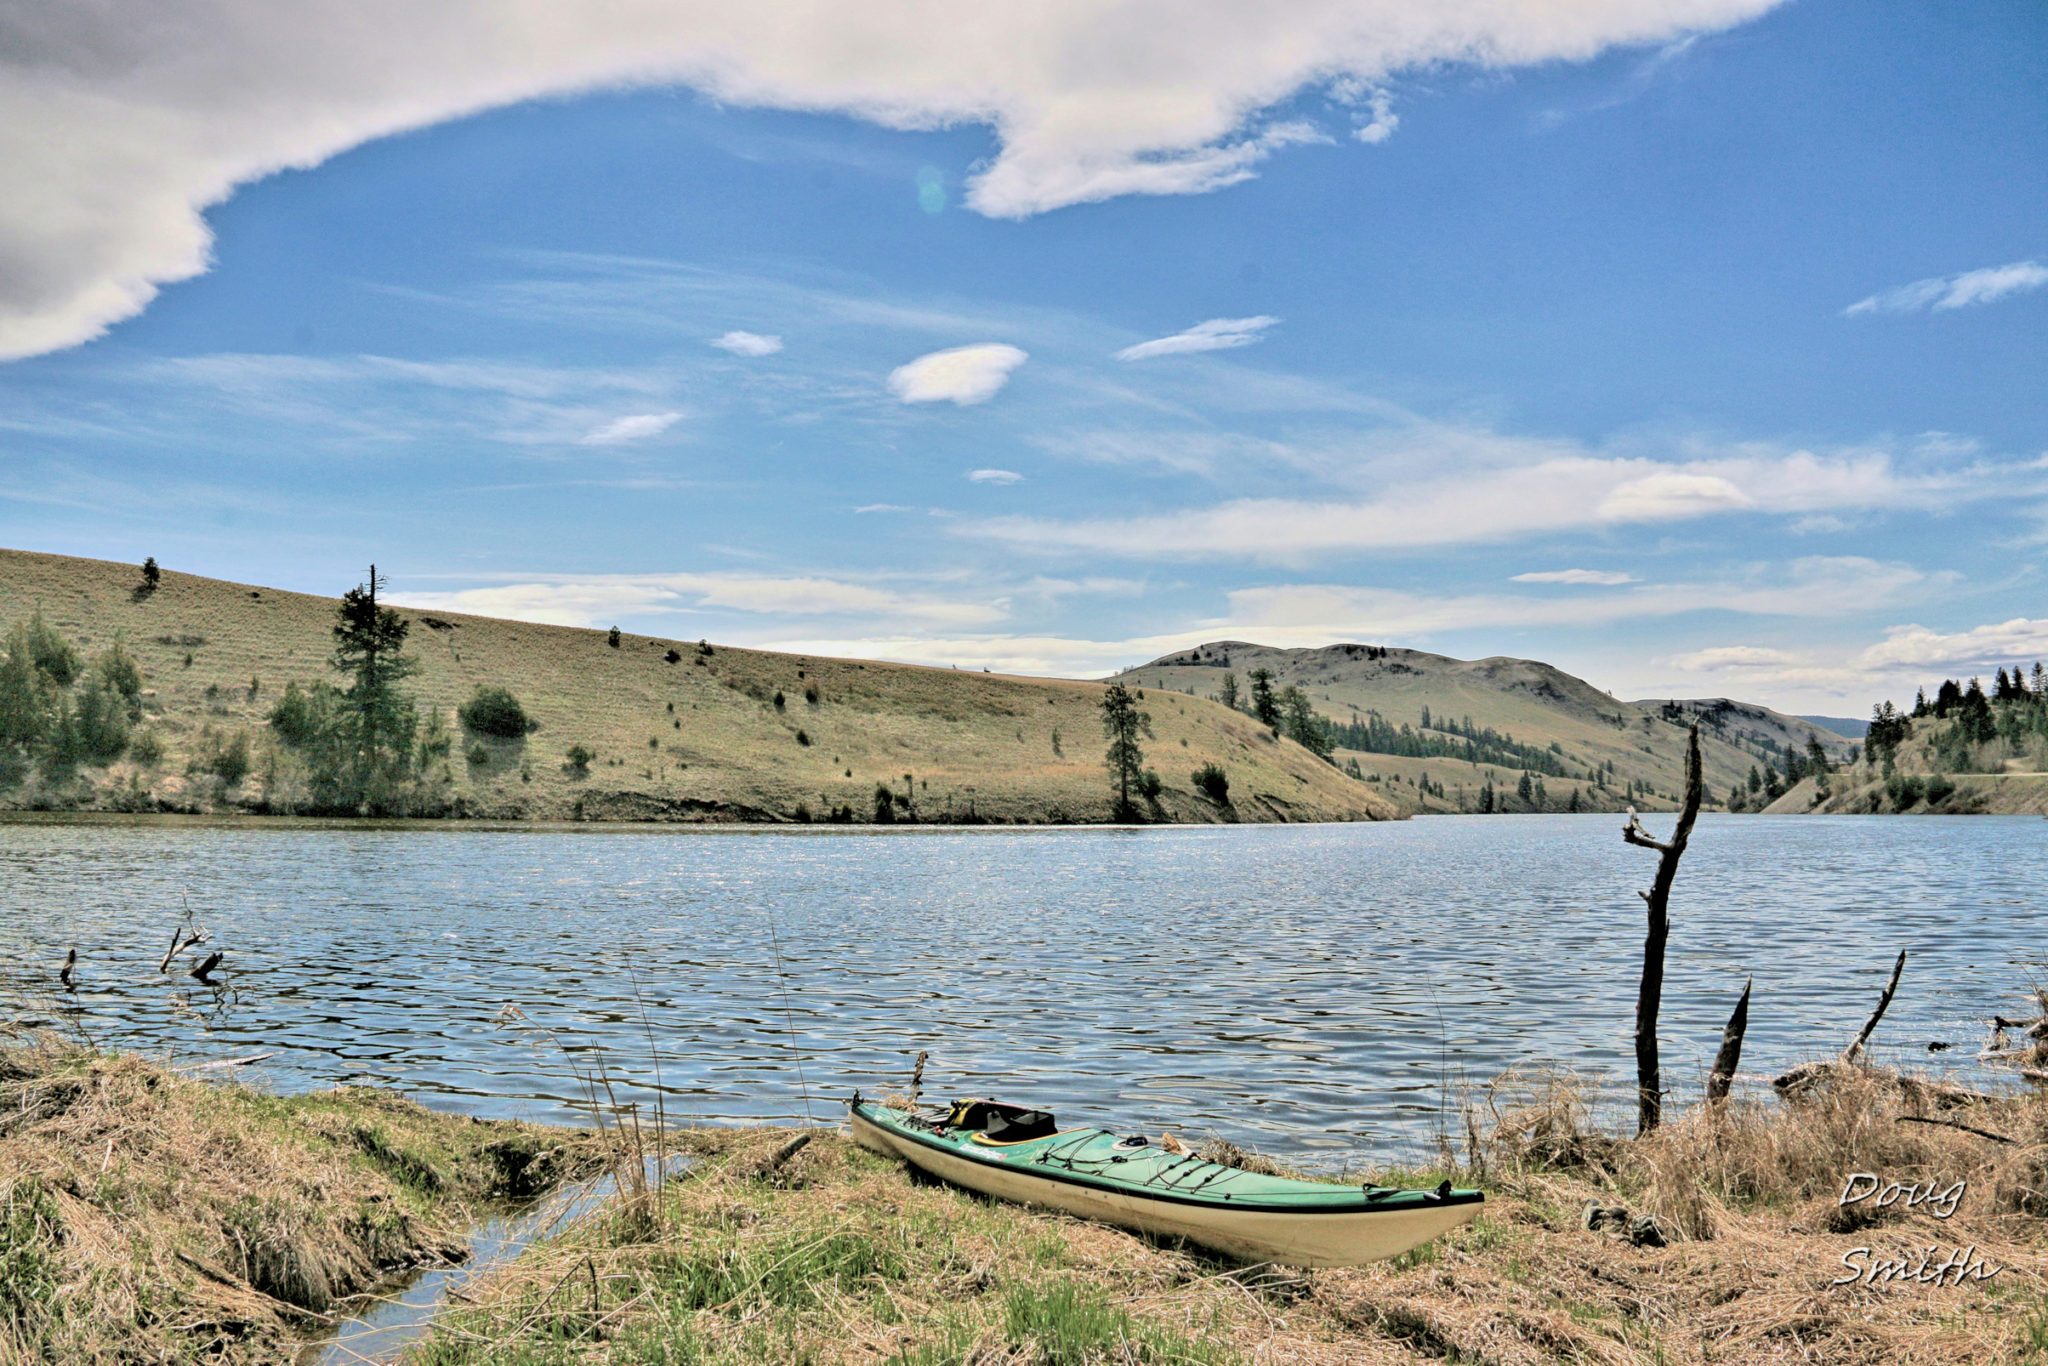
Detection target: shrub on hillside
<box><xmin>24</xmin><ymin>613</ymin><xmax>80</xmax><ymax>686</ymax></box>
<box><xmin>1136</xmin><ymin>769</ymin><xmax>1163</xmax><ymax>800</ymax></box>
<box><xmin>458</xmin><ymin>686</ymin><xmax>534</xmax><ymax>739</ymax></box>
<box><xmin>268</xmin><ymin>682</ymin><xmax>332</xmax><ymax>746</ymax></box>
<box><xmin>96</xmin><ymin>645</ymin><xmax>144</xmax><ymax>718</ymax></box>
<box><xmin>128</xmin><ymin>729</ymin><xmax>165</xmax><ymax>766</ymax></box>
<box><xmin>196</xmin><ymin>728</ymin><xmax>251</xmax><ymax>786</ymax></box>
<box><xmin>565</xmin><ymin>744</ymin><xmax>595</xmax><ymax>772</ymax></box>
<box><xmin>1192</xmin><ymin>762</ymin><xmax>1230</xmax><ymax>803</ymax></box>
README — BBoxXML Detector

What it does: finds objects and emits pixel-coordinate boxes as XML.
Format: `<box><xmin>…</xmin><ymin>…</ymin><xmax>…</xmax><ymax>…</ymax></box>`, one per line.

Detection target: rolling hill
<box><xmin>0</xmin><ymin>548</ymin><xmax>1393</xmax><ymax>825</ymax></box>
<box><xmin>1116</xmin><ymin>642</ymin><xmax>1854</xmax><ymax>815</ymax></box>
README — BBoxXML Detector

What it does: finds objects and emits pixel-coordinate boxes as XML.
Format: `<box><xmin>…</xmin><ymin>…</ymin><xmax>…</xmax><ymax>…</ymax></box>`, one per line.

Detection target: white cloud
<box><xmin>392</xmin><ymin>570</ymin><xmax>1006</xmax><ymax>629</ymax></box>
<box><xmin>1644</xmin><ymin>615</ymin><xmax>2048</xmax><ymax>710</ymax></box>
<box><xmin>1337</xmin><ymin>84</ymin><xmax>1400</xmax><ymax>144</ymax></box>
<box><xmin>579</xmin><ymin>411</ymin><xmax>683</xmax><ymax>445</ymax></box>
<box><xmin>966</xmin><ymin>468</ymin><xmax>1023</xmax><ymax>484</ymax></box>
<box><xmin>709</xmin><ymin>330</ymin><xmax>783</xmax><ymax>356</ymax></box>
<box><xmin>1855</xmin><ymin>618</ymin><xmax>2048</xmax><ymax>673</ymax></box>
<box><xmin>968</xmin><ymin>443</ymin><xmax>1986</xmax><ymax>563</ymax></box>
<box><xmin>750</xmin><ymin>558</ymin><xmax>1938</xmax><ymax>682</ymax></box>
<box><xmin>1217</xmin><ymin>557</ymin><xmax>1931</xmax><ymax>640</ymax></box>
<box><xmin>853</xmin><ymin>502</ymin><xmax>916</xmax><ymax>514</ymax></box>
<box><xmin>1666</xmin><ymin>645</ymin><xmax>1795</xmax><ymax>670</ymax></box>
<box><xmin>887</xmin><ymin>344</ymin><xmax>1028</xmax><ymax>405</ymax></box>
<box><xmin>1116</xmin><ymin>316</ymin><xmax>1280</xmax><ymax>361</ymax></box>
<box><xmin>1</xmin><ymin>1</ymin><xmax>1785</xmax><ymax>359</ymax></box>
<box><xmin>1596</xmin><ymin>471</ymin><xmax>1750</xmax><ymax>520</ymax></box>
<box><xmin>1845</xmin><ymin>260</ymin><xmax>2048</xmax><ymax>317</ymax></box>
<box><xmin>1511</xmin><ymin>569</ymin><xmax>1636</xmax><ymax>585</ymax></box>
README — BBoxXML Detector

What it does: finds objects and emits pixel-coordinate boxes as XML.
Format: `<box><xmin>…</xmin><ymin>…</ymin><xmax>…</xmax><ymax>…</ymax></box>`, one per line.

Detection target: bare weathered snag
<box><xmin>1843</xmin><ymin>949</ymin><xmax>1906</xmax><ymax>1064</ymax></box>
<box><xmin>1623</xmin><ymin>722</ymin><xmax>1702</xmax><ymax>1136</ymax></box>
<box><xmin>1706</xmin><ymin>976</ymin><xmax>1752</xmax><ymax>1105</ymax></box>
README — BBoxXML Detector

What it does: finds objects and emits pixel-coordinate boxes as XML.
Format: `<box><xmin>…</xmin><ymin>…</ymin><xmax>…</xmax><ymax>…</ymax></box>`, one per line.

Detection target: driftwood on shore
<box><xmin>1766</xmin><ymin>949</ymin><xmax>1994</xmax><ymax>1105</ymax></box>
<box><xmin>1621</xmin><ymin>723</ymin><xmax>1702</xmax><ymax>1136</ymax></box>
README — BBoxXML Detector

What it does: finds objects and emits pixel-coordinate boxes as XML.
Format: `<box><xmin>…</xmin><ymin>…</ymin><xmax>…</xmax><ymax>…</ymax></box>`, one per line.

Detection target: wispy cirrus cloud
<box><xmin>966</xmin><ymin>442</ymin><xmax>2008</xmax><ymax>564</ymax></box>
<box><xmin>887</xmin><ymin>344</ymin><xmax>1028</xmax><ymax>405</ymax></box>
<box><xmin>1116</xmin><ymin>316</ymin><xmax>1279</xmax><ymax>361</ymax></box>
<box><xmin>1845</xmin><ymin>260</ymin><xmax>2048</xmax><ymax>316</ymax></box>
<box><xmin>1511</xmin><ymin>569</ymin><xmax>1637</xmax><ymax>585</ymax></box>
<box><xmin>579</xmin><ymin>411</ymin><xmax>682</xmax><ymax>445</ymax></box>
<box><xmin>749</xmin><ymin>557</ymin><xmax>1942</xmax><ymax>681</ymax></box>
<box><xmin>966</xmin><ymin>468</ymin><xmax>1023</xmax><ymax>485</ymax></box>
<box><xmin>1220</xmin><ymin>557</ymin><xmax>1935</xmax><ymax>640</ymax></box>
<box><xmin>391</xmin><ymin>570</ymin><xmax>1009</xmax><ymax>630</ymax></box>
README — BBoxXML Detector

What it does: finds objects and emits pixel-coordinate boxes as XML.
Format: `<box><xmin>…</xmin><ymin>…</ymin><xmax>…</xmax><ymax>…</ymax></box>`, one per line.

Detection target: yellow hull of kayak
<box><xmin>849</xmin><ymin>1108</ymin><xmax>1478</xmax><ymax>1267</ymax></box>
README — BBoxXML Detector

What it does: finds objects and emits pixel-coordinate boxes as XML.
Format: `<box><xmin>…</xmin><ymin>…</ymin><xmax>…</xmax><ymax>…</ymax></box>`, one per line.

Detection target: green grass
<box><xmin>0</xmin><ymin>1178</ymin><xmax>64</xmax><ymax>1344</ymax></box>
<box><xmin>999</xmin><ymin>1281</ymin><xmax>1235</xmax><ymax>1365</ymax></box>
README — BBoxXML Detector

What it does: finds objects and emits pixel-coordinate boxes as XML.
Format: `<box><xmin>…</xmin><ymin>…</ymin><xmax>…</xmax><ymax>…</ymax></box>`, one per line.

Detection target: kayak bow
<box><xmin>847</xmin><ymin>1096</ymin><xmax>1481</xmax><ymax>1267</ymax></box>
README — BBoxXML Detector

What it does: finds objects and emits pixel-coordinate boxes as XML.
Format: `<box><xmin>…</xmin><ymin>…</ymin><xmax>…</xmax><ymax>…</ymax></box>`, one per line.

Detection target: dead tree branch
<box><xmin>1894</xmin><ymin>1115</ymin><xmax>2013</xmax><ymax>1144</ymax></box>
<box><xmin>1843</xmin><ymin>950</ymin><xmax>1906</xmax><ymax>1064</ymax></box>
<box><xmin>1706</xmin><ymin>977</ymin><xmax>1752</xmax><ymax>1106</ymax></box>
<box><xmin>1625</xmin><ymin>723</ymin><xmax>1702</xmax><ymax>1136</ymax></box>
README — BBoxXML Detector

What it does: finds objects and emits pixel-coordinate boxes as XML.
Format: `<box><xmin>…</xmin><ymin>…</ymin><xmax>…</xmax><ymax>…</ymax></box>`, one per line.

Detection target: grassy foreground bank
<box><xmin>406</xmin><ymin>1070</ymin><xmax>2048</xmax><ymax>1365</ymax></box>
<box><xmin>0</xmin><ymin>1040</ymin><xmax>606</xmax><ymax>1363</ymax></box>
<box><xmin>9</xmin><ymin>1045</ymin><xmax>2048</xmax><ymax>1364</ymax></box>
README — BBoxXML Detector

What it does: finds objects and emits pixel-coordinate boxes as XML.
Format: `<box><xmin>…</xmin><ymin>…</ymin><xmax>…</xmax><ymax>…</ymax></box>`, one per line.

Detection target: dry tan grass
<box><xmin>0</xmin><ymin>1036</ymin><xmax>605</xmax><ymax>1364</ymax></box>
<box><xmin>0</xmin><ymin>546</ymin><xmax>1393</xmax><ymax>825</ymax></box>
<box><xmin>411</xmin><ymin>1070</ymin><xmax>2048</xmax><ymax>1365</ymax></box>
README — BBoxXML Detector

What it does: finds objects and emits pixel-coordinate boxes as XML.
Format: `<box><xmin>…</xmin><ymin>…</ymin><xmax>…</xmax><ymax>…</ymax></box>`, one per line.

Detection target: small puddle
<box><xmin>305</xmin><ymin>1155</ymin><xmax>691</xmax><ymax>1366</ymax></box>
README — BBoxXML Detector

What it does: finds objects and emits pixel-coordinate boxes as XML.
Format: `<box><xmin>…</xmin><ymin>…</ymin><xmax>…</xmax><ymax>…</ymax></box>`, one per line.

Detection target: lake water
<box><xmin>2</xmin><ymin>815</ymin><xmax>2042</xmax><ymax>1163</ymax></box>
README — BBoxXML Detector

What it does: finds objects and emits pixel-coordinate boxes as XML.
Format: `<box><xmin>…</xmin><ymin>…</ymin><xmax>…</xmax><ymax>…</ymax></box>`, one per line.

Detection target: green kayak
<box><xmin>848</xmin><ymin>1096</ymin><xmax>1482</xmax><ymax>1266</ymax></box>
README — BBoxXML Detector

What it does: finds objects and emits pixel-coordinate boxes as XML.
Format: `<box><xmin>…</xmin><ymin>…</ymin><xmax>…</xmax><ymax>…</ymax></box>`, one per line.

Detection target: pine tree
<box><xmin>1248</xmin><ymin>668</ymin><xmax>1279</xmax><ymax>730</ymax></box>
<box><xmin>1278</xmin><ymin>685</ymin><xmax>1332</xmax><ymax>760</ymax></box>
<box><xmin>1099</xmin><ymin>682</ymin><xmax>1151</xmax><ymax>820</ymax></box>
<box><xmin>330</xmin><ymin>566</ymin><xmax>419</xmax><ymax>807</ymax></box>
<box><xmin>1218</xmin><ymin>671</ymin><xmax>1240</xmax><ymax>711</ymax></box>
<box><xmin>140</xmin><ymin>556</ymin><xmax>161</xmax><ymax>591</ymax></box>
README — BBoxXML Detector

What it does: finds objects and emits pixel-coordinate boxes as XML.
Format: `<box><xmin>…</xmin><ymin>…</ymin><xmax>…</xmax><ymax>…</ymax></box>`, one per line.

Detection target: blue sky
<box><xmin>2</xmin><ymin>0</ymin><xmax>2043</xmax><ymax>712</ymax></box>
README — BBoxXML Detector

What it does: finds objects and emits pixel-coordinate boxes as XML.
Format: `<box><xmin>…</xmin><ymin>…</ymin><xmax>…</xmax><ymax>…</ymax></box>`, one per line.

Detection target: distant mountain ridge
<box><xmin>1118</xmin><ymin>642</ymin><xmax>1851</xmax><ymax>816</ymax></box>
<box><xmin>1798</xmin><ymin>714</ymin><xmax>1871</xmax><ymax>739</ymax></box>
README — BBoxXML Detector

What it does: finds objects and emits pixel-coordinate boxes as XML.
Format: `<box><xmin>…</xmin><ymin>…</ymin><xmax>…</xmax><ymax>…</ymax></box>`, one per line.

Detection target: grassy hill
<box><xmin>0</xmin><ymin>549</ymin><xmax>1393</xmax><ymax>824</ymax></box>
<box><xmin>1118</xmin><ymin>642</ymin><xmax>1854</xmax><ymax>816</ymax></box>
<box><xmin>1768</xmin><ymin>683</ymin><xmax>2048</xmax><ymax>816</ymax></box>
